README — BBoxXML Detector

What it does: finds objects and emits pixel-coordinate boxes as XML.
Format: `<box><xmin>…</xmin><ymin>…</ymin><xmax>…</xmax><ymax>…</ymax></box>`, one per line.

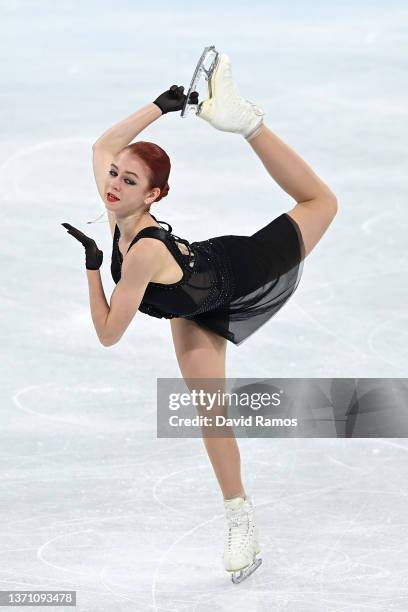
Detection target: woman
<box><xmin>62</xmin><ymin>53</ymin><xmax>338</xmax><ymax>582</ymax></box>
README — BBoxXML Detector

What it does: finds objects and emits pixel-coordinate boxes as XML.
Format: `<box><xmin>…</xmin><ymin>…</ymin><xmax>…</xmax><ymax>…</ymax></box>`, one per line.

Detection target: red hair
<box><xmin>123</xmin><ymin>141</ymin><xmax>170</xmax><ymax>203</ymax></box>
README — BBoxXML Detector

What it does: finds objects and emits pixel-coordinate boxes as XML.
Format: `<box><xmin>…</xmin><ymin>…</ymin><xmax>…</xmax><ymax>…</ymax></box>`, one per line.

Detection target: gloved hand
<box><xmin>61</xmin><ymin>223</ymin><xmax>103</xmax><ymax>270</ymax></box>
<box><xmin>153</xmin><ymin>85</ymin><xmax>199</xmax><ymax>114</ymax></box>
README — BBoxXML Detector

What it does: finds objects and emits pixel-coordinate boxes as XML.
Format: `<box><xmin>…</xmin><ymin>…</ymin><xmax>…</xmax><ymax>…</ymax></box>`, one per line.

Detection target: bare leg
<box><xmin>170</xmin><ymin>317</ymin><xmax>246</xmax><ymax>500</ymax></box>
<box><xmin>247</xmin><ymin>123</ymin><xmax>338</xmax><ymax>258</ymax></box>
<box><xmin>247</xmin><ymin>123</ymin><xmax>336</xmax><ymax>202</ymax></box>
<box><xmin>202</xmin><ymin>435</ymin><xmax>246</xmax><ymax>500</ymax></box>
<box><xmin>200</xmin><ymin>397</ymin><xmax>247</xmax><ymax>501</ymax></box>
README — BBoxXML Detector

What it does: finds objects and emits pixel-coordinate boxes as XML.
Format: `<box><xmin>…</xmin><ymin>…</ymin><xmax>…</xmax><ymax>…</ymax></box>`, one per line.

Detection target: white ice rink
<box><xmin>1</xmin><ymin>1</ymin><xmax>408</xmax><ymax>610</ymax></box>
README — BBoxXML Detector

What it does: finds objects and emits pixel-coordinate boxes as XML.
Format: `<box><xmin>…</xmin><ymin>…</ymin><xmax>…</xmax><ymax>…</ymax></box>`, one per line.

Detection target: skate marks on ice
<box><xmin>258</xmin><ymin>199</ymin><xmax>408</xmax><ymax>376</ymax></box>
<box><xmin>37</xmin><ymin>528</ymin><xmax>154</xmax><ymax>609</ymax></box>
<box><xmin>257</xmin><ymin>444</ymin><xmax>407</xmax><ymax>611</ymax></box>
<box><xmin>150</xmin><ymin>440</ymin><xmax>408</xmax><ymax>610</ymax></box>
<box><xmin>0</xmin><ymin>138</ymin><xmax>98</xmax><ymax>205</ymax></box>
<box><xmin>2</xmin><ymin>436</ymin><xmax>190</xmax><ymax>607</ymax></box>
<box><xmin>367</xmin><ymin>313</ymin><xmax>408</xmax><ymax>372</ymax></box>
<box><xmin>3</xmin><ymin>390</ymin><xmax>408</xmax><ymax>611</ymax></box>
<box><xmin>11</xmin><ymin>382</ymin><xmax>153</xmax><ymax>431</ymax></box>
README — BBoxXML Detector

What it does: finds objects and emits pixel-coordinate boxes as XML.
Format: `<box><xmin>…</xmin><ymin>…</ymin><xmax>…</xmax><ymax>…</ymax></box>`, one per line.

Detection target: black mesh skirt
<box><xmin>187</xmin><ymin>213</ymin><xmax>305</xmax><ymax>346</ymax></box>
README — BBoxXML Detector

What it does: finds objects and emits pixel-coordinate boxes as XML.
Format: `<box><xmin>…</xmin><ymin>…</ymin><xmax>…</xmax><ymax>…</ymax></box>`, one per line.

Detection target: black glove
<box><xmin>62</xmin><ymin>223</ymin><xmax>103</xmax><ymax>270</ymax></box>
<box><xmin>153</xmin><ymin>85</ymin><xmax>199</xmax><ymax>114</ymax></box>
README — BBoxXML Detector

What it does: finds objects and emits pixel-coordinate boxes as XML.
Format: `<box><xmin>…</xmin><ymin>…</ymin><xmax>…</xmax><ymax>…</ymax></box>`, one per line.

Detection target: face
<box><xmin>104</xmin><ymin>150</ymin><xmax>160</xmax><ymax>213</ymax></box>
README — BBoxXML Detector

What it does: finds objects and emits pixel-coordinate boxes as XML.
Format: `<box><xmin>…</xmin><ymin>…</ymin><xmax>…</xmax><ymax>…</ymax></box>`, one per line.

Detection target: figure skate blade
<box><xmin>181</xmin><ymin>45</ymin><xmax>219</xmax><ymax>118</ymax></box>
<box><xmin>231</xmin><ymin>556</ymin><xmax>262</xmax><ymax>584</ymax></box>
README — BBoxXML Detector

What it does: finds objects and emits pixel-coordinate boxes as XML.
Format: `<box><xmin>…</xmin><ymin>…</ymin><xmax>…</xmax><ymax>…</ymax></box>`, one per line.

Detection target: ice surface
<box><xmin>1</xmin><ymin>1</ymin><xmax>407</xmax><ymax>610</ymax></box>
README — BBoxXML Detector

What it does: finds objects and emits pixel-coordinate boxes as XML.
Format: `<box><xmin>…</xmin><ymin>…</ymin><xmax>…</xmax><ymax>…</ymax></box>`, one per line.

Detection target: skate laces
<box><xmin>225</xmin><ymin>504</ymin><xmax>253</xmax><ymax>551</ymax></box>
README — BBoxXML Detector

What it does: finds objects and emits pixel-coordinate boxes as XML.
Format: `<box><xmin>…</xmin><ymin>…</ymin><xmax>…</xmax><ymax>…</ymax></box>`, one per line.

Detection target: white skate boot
<box><xmin>197</xmin><ymin>53</ymin><xmax>266</xmax><ymax>141</ymax></box>
<box><xmin>223</xmin><ymin>495</ymin><xmax>262</xmax><ymax>583</ymax></box>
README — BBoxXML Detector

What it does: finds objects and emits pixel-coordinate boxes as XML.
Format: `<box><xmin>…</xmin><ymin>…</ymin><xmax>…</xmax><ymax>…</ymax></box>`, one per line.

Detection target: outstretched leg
<box><xmin>196</xmin><ymin>52</ymin><xmax>338</xmax><ymax>257</ymax></box>
<box><xmin>248</xmin><ymin>124</ymin><xmax>338</xmax><ymax>257</ymax></box>
<box><xmin>247</xmin><ymin>123</ymin><xmax>336</xmax><ymax>201</ymax></box>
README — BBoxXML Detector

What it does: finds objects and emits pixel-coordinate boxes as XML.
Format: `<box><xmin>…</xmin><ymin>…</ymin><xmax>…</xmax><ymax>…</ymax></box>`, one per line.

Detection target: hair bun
<box><xmin>156</xmin><ymin>182</ymin><xmax>170</xmax><ymax>202</ymax></box>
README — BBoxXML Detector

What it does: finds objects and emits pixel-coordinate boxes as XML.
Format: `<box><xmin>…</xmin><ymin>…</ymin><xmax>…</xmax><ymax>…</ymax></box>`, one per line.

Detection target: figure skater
<box><xmin>62</xmin><ymin>53</ymin><xmax>338</xmax><ymax>582</ymax></box>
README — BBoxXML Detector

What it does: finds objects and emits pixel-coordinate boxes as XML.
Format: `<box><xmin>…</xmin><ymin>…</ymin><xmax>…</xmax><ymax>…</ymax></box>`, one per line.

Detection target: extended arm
<box><xmin>92</xmin><ymin>84</ymin><xmax>190</xmax><ymax>154</ymax></box>
<box><xmin>92</xmin><ymin>103</ymin><xmax>163</xmax><ymax>155</ymax></box>
<box><xmin>91</xmin><ymin>87</ymin><xmax>192</xmax><ymax>238</ymax></box>
<box><xmin>91</xmin><ymin>104</ymin><xmax>162</xmax><ymax>238</ymax></box>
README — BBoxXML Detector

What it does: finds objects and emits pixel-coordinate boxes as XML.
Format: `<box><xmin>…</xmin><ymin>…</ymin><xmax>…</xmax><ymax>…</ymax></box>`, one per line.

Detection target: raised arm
<box><xmin>91</xmin><ymin>85</ymin><xmax>191</xmax><ymax>238</ymax></box>
<box><xmin>92</xmin><ymin>103</ymin><xmax>162</xmax><ymax>155</ymax></box>
<box><xmin>92</xmin><ymin>104</ymin><xmax>163</xmax><ymax>237</ymax></box>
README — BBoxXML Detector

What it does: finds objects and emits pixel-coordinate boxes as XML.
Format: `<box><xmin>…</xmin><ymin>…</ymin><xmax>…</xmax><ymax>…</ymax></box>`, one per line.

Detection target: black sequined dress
<box><xmin>111</xmin><ymin>213</ymin><xmax>305</xmax><ymax>346</ymax></box>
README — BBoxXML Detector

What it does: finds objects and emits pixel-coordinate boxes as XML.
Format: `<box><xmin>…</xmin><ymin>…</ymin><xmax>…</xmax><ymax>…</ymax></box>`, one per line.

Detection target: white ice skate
<box><xmin>223</xmin><ymin>495</ymin><xmax>262</xmax><ymax>583</ymax></box>
<box><xmin>195</xmin><ymin>51</ymin><xmax>265</xmax><ymax>141</ymax></box>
